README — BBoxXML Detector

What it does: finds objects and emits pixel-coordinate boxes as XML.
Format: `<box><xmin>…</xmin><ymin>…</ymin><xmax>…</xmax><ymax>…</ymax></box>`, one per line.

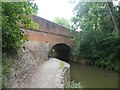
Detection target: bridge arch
<box><xmin>22</xmin><ymin>15</ymin><xmax>74</xmax><ymax>62</ymax></box>
<box><xmin>48</xmin><ymin>43</ymin><xmax>71</xmax><ymax>62</ymax></box>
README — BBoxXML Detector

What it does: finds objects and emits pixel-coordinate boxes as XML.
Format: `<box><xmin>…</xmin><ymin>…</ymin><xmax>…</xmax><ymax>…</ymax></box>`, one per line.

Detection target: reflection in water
<box><xmin>70</xmin><ymin>62</ymin><xmax>118</xmax><ymax>88</ymax></box>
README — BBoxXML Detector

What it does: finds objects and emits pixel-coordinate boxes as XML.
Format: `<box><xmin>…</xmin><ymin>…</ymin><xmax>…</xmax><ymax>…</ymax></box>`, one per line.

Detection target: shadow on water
<box><xmin>69</xmin><ymin>61</ymin><xmax>119</xmax><ymax>88</ymax></box>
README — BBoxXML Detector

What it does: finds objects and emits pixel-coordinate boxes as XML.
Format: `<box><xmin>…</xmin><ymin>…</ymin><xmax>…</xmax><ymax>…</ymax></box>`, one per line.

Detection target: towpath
<box><xmin>17</xmin><ymin>58</ymin><xmax>65</xmax><ymax>88</ymax></box>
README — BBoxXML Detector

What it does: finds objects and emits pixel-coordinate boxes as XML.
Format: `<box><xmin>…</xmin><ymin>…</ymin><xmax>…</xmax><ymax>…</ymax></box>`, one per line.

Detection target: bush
<box><xmin>2</xmin><ymin>54</ymin><xmax>13</xmax><ymax>88</ymax></box>
<box><xmin>2</xmin><ymin>2</ymin><xmax>38</xmax><ymax>53</ymax></box>
<box><xmin>72</xmin><ymin>30</ymin><xmax>120</xmax><ymax>72</ymax></box>
<box><xmin>65</xmin><ymin>80</ymin><xmax>81</xmax><ymax>88</ymax></box>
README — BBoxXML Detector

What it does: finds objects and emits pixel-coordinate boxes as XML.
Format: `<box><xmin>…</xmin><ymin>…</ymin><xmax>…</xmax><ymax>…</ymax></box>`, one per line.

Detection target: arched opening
<box><xmin>49</xmin><ymin>43</ymin><xmax>71</xmax><ymax>62</ymax></box>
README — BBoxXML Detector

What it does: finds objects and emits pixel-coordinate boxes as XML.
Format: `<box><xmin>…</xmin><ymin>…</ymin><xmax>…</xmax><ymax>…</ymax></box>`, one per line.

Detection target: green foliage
<box><xmin>48</xmin><ymin>48</ymin><xmax>57</xmax><ymax>57</ymax></box>
<box><xmin>2</xmin><ymin>2</ymin><xmax>38</xmax><ymax>53</ymax></box>
<box><xmin>65</xmin><ymin>80</ymin><xmax>81</xmax><ymax>88</ymax></box>
<box><xmin>48</xmin><ymin>48</ymin><xmax>54</xmax><ymax>57</ymax></box>
<box><xmin>53</xmin><ymin>17</ymin><xmax>70</xmax><ymax>28</ymax></box>
<box><xmin>2</xmin><ymin>54</ymin><xmax>13</xmax><ymax>87</ymax></box>
<box><xmin>59</xmin><ymin>62</ymin><xmax>65</xmax><ymax>69</ymax></box>
<box><xmin>72</xmin><ymin>2</ymin><xmax>120</xmax><ymax>72</ymax></box>
<box><xmin>72</xmin><ymin>2</ymin><xmax>116</xmax><ymax>32</ymax></box>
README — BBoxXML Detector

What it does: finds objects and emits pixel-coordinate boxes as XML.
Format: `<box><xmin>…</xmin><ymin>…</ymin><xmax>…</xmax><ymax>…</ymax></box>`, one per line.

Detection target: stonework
<box><xmin>31</xmin><ymin>15</ymin><xmax>72</xmax><ymax>37</ymax></box>
<box><xmin>21</xmin><ymin>15</ymin><xmax>73</xmax><ymax>49</ymax></box>
<box><xmin>22</xmin><ymin>29</ymin><xmax>73</xmax><ymax>50</ymax></box>
<box><xmin>62</xmin><ymin>61</ymin><xmax>70</xmax><ymax>88</ymax></box>
<box><xmin>7</xmin><ymin>41</ymin><xmax>48</xmax><ymax>87</ymax></box>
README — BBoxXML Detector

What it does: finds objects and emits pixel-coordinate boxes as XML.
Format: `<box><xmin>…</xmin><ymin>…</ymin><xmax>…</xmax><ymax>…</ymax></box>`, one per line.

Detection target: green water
<box><xmin>70</xmin><ymin>62</ymin><xmax>119</xmax><ymax>88</ymax></box>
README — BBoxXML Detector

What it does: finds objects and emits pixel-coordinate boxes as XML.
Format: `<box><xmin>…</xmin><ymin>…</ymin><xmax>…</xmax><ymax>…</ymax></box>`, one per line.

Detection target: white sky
<box><xmin>34</xmin><ymin>0</ymin><xmax>77</xmax><ymax>21</ymax></box>
<box><xmin>34</xmin><ymin>0</ymin><xmax>120</xmax><ymax>22</ymax></box>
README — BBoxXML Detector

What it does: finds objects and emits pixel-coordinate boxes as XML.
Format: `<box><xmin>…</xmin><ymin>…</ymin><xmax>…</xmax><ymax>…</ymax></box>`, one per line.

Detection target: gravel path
<box><xmin>17</xmin><ymin>58</ymin><xmax>64</xmax><ymax>88</ymax></box>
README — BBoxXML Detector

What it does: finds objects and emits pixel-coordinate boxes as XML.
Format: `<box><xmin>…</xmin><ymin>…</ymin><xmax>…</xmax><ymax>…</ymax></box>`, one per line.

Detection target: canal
<box><xmin>70</xmin><ymin>61</ymin><xmax>119</xmax><ymax>88</ymax></box>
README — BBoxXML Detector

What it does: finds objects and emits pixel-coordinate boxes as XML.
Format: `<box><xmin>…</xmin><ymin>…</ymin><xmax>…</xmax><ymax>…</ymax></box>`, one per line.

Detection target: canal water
<box><xmin>70</xmin><ymin>61</ymin><xmax>119</xmax><ymax>88</ymax></box>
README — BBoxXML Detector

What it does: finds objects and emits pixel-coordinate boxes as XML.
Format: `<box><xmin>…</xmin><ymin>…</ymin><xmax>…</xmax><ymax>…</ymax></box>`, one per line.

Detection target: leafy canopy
<box><xmin>53</xmin><ymin>17</ymin><xmax>70</xmax><ymax>28</ymax></box>
<box><xmin>2</xmin><ymin>2</ymin><xmax>38</xmax><ymax>53</ymax></box>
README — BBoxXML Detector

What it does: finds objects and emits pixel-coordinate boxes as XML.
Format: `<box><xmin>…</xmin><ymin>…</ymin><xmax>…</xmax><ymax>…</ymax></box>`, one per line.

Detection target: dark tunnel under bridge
<box><xmin>49</xmin><ymin>43</ymin><xmax>71</xmax><ymax>62</ymax></box>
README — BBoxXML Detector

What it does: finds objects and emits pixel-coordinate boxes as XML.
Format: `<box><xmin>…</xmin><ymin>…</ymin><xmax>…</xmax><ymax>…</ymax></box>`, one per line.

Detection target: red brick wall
<box><xmin>31</xmin><ymin>15</ymin><xmax>72</xmax><ymax>37</ymax></box>
<box><xmin>23</xmin><ymin>29</ymin><xmax>73</xmax><ymax>48</ymax></box>
<box><xmin>22</xmin><ymin>15</ymin><xmax>73</xmax><ymax>48</ymax></box>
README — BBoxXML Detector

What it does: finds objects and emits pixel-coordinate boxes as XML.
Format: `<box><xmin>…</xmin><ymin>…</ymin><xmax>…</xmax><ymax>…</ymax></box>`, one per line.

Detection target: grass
<box><xmin>65</xmin><ymin>80</ymin><xmax>81</xmax><ymax>88</ymax></box>
<box><xmin>59</xmin><ymin>62</ymin><xmax>65</xmax><ymax>70</ymax></box>
<box><xmin>2</xmin><ymin>55</ymin><xmax>13</xmax><ymax>88</ymax></box>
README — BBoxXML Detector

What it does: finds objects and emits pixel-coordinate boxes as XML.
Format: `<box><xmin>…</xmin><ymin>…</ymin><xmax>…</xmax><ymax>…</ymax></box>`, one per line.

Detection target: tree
<box><xmin>71</xmin><ymin>2</ymin><xmax>120</xmax><ymax>72</ymax></box>
<box><xmin>2</xmin><ymin>2</ymin><xmax>38</xmax><ymax>53</ymax></box>
<box><xmin>53</xmin><ymin>17</ymin><xmax>70</xmax><ymax>28</ymax></box>
<box><xmin>72</xmin><ymin>2</ymin><xmax>117</xmax><ymax>31</ymax></box>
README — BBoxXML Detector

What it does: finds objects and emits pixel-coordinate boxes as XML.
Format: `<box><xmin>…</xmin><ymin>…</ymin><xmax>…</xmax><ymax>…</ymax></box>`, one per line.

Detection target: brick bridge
<box><xmin>22</xmin><ymin>15</ymin><xmax>73</xmax><ymax>61</ymax></box>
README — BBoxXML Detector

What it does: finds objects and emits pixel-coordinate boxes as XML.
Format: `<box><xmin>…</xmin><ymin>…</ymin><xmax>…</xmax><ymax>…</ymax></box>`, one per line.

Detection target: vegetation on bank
<box><xmin>2</xmin><ymin>2</ymin><xmax>38</xmax><ymax>53</ymax></box>
<box><xmin>2</xmin><ymin>54</ymin><xmax>13</xmax><ymax>88</ymax></box>
<box><xmin>60</xmin><ymin>62</ymin><xmax>65</xmax><ymax>70</ymax></box>
<box><xmin>2</xmin><ymin>1</ymin><xmax>38</xmax><ymax>87</ymax></box>
<box><xmin>71</xmin><ymin>2</ymin><xmax>120</xmax><ymax>72</ymax></box>
<box><xmin>65</xmin><ymin>80</ymin><xmax>81</xmax><ymax>88</ymax></box>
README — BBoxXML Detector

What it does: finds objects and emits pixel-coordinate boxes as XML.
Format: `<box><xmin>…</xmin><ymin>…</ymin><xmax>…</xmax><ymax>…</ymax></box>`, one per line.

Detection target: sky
<box><xmin>34</xmin><ymin>0</ymin><xmax>78</xmax><ymax>21</ymax></box>
<box><xmin>34</xmin><ymin>0</ymin><xmax>120</xmax><ymax>22</ymax></box>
